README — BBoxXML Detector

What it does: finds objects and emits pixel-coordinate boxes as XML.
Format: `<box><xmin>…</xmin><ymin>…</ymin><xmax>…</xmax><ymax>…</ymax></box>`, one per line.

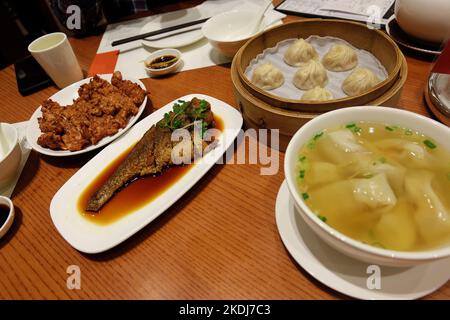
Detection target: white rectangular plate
<box><xmin>50</xmin><ymin>94</ymin><xmax>243</xmax><ymax>253</ymax></box>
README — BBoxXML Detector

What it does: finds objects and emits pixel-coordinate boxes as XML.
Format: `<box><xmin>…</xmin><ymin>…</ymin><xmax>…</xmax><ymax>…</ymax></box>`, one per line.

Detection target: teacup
<box><xmin>28</xmin><ymin>32</ymin><xmax>84</xmax><ymax>88</ymax></box>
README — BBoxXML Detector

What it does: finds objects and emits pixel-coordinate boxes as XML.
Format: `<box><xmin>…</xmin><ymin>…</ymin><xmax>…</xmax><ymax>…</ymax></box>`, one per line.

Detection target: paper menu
<box><xmin>277</xmin><ymin>0</ymin><xmax>395</xmax><ymax>25</ymax></box>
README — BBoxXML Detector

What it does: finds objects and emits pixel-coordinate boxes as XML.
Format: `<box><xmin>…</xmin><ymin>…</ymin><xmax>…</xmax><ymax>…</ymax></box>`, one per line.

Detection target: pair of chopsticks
<box><xmin>111</xmin><ymin>17</ymin><xmax>210</xmax><ymax>46</ymax></box>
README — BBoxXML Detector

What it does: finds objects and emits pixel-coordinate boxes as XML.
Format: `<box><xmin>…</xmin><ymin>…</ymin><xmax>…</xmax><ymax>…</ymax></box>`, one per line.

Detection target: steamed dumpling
<box><xmin>342</xmin><ymin>67</ymin><xmax>380</xmax><ymax>96</ymax></box>
<box><xmin>316</xmin><ymin>129</ymin><xmax>370</xmax><ymax>164</ymax></box>
<box><xmin>373</xmin><ymin>199</ymin><xmax>417</xmax><ymax>251</ymax></box>
<box><xmin>373</xmin><ymin>139</ymin><xmax>434</xmax><ymax>169</ymax></box>
<box><xmin>351</xmin><ymin>174</ymin><xmax>397</xmax><ymax>211</ymax></box>
<box><xmin>405</xmin><ymin>170</ymin><xmax>450</xmax><ymax>242</ymax></box>
<box><xmin>293</xmin><ymin>60</ymin><xmax>328</xmax><ymax>90</ymax></box>
<box><xmin>251</xmin><ymin>62</ymin><xmax>284</xmax><ymax>90</ymax></box>
<box><xmin>284</xmin><ymin>38</ymin><xmax>319</xmax><ymax>67</ymax></box>
<box><xmin>322</xmin><ymin>44</ymin><xmax>358</xmax><ymax>72</ymax></box>
<box><xmin>301</xmin><ymin>86</ymin><xmax>334</xmax><ymax>101</ymax></box>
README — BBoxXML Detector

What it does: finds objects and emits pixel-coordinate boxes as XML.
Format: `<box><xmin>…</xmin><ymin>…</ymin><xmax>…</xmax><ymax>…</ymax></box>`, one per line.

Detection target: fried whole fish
<box><xmin>85</xmin><ymin>98</ymin><xmax>215</xmax><ymax>212</ymax></box>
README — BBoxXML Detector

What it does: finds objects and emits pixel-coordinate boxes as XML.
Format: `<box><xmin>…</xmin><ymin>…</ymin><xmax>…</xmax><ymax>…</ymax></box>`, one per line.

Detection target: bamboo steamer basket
<box><xmin>235</xmin><ymin>19</ymin><xmax>403</xmax><ymax>112</ymax></box>
<box><xmin>231</xmin><ymin>51</ymin><xmax>408</xmax><ymax>151</ymax></box>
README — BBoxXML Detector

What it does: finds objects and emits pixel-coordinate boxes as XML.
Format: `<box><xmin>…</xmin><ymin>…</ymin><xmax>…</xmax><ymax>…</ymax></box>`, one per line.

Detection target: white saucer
<box><xmin>275</xmin><ymin>180</ymin><xmax>450</xmax><ymax>300</ymax></box>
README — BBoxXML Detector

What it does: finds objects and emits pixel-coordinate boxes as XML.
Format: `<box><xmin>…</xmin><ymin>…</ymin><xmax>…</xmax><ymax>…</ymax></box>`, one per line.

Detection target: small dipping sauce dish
<box><xmin>144</xmin><ymin>48</ymin><xmax>182</xmax><ymax>77</ymax></box>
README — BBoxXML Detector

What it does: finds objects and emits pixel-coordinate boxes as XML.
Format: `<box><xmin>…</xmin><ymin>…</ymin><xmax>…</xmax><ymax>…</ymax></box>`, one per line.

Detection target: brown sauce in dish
<box><xmin>147</xmin><ymin>55</ymin><xmax>178</xmax><ymax>69</ymax></box>
<box><xmin>0</xmin><ymin>204</ymin><xmax>10</xmax><ymax>228</ymax></box>
<box><xmin>77</xmin><ymin>115</ymin><xmax>224</xmax><ymax>225</ymax></box>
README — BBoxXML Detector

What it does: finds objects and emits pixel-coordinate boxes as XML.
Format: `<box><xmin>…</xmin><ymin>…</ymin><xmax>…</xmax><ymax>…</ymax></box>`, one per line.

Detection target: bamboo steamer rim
<box><xmin>236</xmin><ymin>19</ymin><xmax>403</xmax><ymax>106</ymax></box>
<box><xmin>231</xmin><ymin>48</ymin><xmax>407</xmax><ymax>118</ymax></box>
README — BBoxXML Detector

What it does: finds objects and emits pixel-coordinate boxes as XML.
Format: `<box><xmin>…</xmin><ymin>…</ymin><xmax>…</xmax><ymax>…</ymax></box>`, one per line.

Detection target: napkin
<box><xmin>88</xmin><ymin>50</ymin><xmax>120</xmax><ymax>76</ymax></box>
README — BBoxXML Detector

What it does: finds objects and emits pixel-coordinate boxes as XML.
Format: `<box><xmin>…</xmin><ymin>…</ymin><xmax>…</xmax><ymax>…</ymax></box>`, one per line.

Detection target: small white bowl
<box><xmin>202</xmin><ymin>10</ymin><xmax>267</xmax><ymax>58</ymax></box>
<box><xmin>0</xmin><ymin>196</ymin><xmax>14</xmax><ymax>239</ymax></box>
<box><xmin>144</xmin><ymin>48</ymin><xmax>182</xmax><ymax>77</ymax></box>
<box><xmin>284</xmin><ymin>106</ymin><xmax>450</xmax><ymax>267</ymax></box>
<box><xmin>0</xmin><ymin>123</ymin><xmax>22</xmax><ymax>188</ymax></box>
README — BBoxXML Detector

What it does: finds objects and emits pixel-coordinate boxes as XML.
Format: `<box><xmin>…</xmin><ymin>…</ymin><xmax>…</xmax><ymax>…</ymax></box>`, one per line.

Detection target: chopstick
<box><xmin>111</xmin><ymin>17</ymin><xmax>210</xmax><ymax>47</ymax></box>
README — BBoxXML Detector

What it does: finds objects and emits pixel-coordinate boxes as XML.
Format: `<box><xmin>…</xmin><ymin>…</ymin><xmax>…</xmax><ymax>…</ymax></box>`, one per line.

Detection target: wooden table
<box><xmin>0</xmin><ymin>8</ymin><xmax>448</xmax><ymax>299</ymax></box>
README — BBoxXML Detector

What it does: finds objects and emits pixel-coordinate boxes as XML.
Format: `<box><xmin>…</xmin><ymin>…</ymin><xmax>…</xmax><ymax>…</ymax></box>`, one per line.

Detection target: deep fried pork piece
<box><xmin>37</xmin><ymin>71</ymin><xmax>147</xmax><ymax>151</ymax></box>
<box><xmin>111</xmin><ymin>71</ymin><xmax>146</xmax><ymax>105</ymax></box>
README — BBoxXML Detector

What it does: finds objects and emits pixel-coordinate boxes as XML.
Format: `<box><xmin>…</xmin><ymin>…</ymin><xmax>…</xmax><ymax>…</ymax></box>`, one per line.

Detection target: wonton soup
<box><xmin>296</xmin><ymin>121</ymin><xmax>450</xmax><ymax>252</ymax></box>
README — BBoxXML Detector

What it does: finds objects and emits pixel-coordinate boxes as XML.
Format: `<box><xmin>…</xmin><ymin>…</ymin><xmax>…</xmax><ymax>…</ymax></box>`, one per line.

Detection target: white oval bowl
<box><xmin>284</xmin><ymin>106</ymin><xmax>450</xmax><ymax>267</ymax></box>
<box><xmin>144</xmin><ymin>48</ymin><xmax>182</xmax><ymax>77</ymax></box>
<box><xmin>202</xmin><ymin>10</ymin><xmax>265</xmax><ymax>58</ymax></box>
<box><xmin>0</xmin><ymin>124</ymin><xmax>21</xmax><ymax>188</ymax></box>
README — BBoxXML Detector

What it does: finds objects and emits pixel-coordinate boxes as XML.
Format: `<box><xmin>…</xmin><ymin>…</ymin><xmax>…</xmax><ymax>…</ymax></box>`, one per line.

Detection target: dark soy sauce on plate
<box><xmin>78</xmin><ymin>116</ymin><xmax>224</xmax><ymax>225</ymax></box>
<box><xmin>0</xmin><ymin>204</ymin><xmax>10</xmax><ymax>228</ymax></box>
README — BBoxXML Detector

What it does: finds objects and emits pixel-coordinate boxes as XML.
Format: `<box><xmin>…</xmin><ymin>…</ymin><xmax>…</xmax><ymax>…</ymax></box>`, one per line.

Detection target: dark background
<box><xmin>0</xmin><ymin>0</ymin><xmax>197</xmax><ymax>69</ymax></box>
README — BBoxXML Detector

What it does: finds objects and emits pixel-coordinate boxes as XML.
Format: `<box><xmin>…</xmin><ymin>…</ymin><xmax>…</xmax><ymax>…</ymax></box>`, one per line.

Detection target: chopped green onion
<box><xmin>299</xmin><ymin>155</ymin><xmax>306</xmax><ymax>162</ymax></box>
<box><xmin>313</xmin><ymin>131</ymin><xmax>324</xmax><ymax>140</ymax></box>
<box><xmin>299</xmin><ymin>170</ymin><xmax>305</xmax><ymax>179</ymax></box>
<box><xmin>423</xmin><ymin>139</ymin><xmax>437</xmax><ymax>149</ymax></box>
<box><xmin>385</xmin><ymin>126</ymin><xmax>394</xmax><ymax>131</ymax></box>
<box><xmin>404</xmin><ymin>129</ymin><xmax>413</xmax><ymax>136</ymax></box>
<box><xmin>317</xmin><ymin>215</ymin><xmax>327</xmax><ymax>223</ymax></box>
<box><xmin>302</xmin><ymin>192</ymin><xmax>309</xmax><ymax>200</ymax></box>
<box><xmin>345</xmin><ymin>122</ymin><xmax>361</xmax><ymax>133</ymax></box>
<box><xmin>307</xmin><ymin>132</ymin><xmax>324</xmax><ymax>149</ymax></box>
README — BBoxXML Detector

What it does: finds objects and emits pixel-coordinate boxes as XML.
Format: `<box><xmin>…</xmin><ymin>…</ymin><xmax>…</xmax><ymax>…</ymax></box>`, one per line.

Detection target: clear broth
<box><xmin>296</xmin><ymin>121</ymin><xmax>450</xmax><ymax>252</ymax></box>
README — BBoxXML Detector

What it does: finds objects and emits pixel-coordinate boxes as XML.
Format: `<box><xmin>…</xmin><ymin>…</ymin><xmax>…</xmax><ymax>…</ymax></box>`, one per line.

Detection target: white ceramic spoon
<box><xmin>249</xmin><ymin>0</ymin><xmax>273</xmax><ymax>35</ymax></box>
<box><xmin>225</xmin><ymin>0</ymin><xmax>272</xmax><ymax>40</ymax></box>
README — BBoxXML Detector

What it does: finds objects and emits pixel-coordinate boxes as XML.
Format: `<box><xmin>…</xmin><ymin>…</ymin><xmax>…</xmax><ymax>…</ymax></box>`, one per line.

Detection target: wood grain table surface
<box><xmin>0</xmin><ymin>2</ymin><xmax>448</xmax><ymax>300</ymax></box>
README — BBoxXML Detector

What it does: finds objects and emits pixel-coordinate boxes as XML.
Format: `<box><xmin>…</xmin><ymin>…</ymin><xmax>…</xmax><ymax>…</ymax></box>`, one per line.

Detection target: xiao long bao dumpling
<box><xmin>322</xmin><ymin>44</ymin><xmax>358</xmax><ymax>72</ymax></box>
<box><xmin>284</xmin><ymin>38</ymin><xmax>319</xmax><ymax>67</ymax></box>
<box><xmin>251</xmin><ymin>62</ymin><xmax>285</xmax><ymax>90</ymax></box>
<box><xmin>342</xmin><ymin>67</ymin><xmax>380</xmax><ymax>96</ymax></box>
<box><xmin>301</xmin><ymin>86</ymin><xmax>334</xmax><ymax>101</ymax></box>
<box><xmin>293</xmin><ymin>60</ymin><xmax>328</xmax><ymax>90</ymax></box>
